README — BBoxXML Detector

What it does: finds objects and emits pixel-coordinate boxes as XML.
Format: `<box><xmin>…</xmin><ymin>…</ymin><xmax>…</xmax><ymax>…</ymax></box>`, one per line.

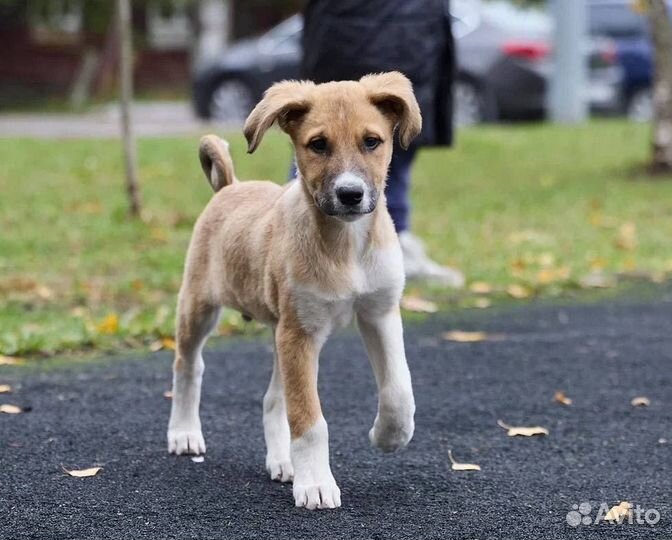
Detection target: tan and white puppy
<box><xmin>168</xmin><ymin>72</ymin><xmax>420</xmax><ymax>510</ymax></box>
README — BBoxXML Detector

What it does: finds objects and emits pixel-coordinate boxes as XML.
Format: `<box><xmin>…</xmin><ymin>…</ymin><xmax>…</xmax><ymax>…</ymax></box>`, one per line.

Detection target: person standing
<box><xmin>300</xmin><ymin>0</ymin><xmax>464</xmax><ymax>287</ymax></box>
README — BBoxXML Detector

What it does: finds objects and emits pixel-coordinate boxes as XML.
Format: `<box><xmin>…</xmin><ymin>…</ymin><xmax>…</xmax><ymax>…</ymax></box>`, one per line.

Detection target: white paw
<box><xmin>167</xmin><ymin>427</ymin><xmax>206</xmax><ymax>455</ymax></box>
<box><xmin>293</xmin><ymin>481</ymin><xmax>341</xmax><ymax>510</ymax></box>
<box><xmin>266</xmin><ymin>458</ymin><xmax>294</xmax><ymax>483</ymax></box>
<box><xmin>369</xmin><ymin>416</ymin><xmax>414</xmax><ymax>453</ymax></box>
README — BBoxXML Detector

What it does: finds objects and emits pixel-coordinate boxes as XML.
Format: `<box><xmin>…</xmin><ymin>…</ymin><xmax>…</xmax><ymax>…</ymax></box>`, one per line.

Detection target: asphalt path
<box><xmin>1</xmin><ymin>293</ymin><xmax>671</xmax><ymax>539</ymax></box>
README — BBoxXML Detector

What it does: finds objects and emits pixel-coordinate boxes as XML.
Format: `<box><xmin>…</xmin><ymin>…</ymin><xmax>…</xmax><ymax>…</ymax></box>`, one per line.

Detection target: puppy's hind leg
<box><xmin>263</xmin><ymin>332</ymin><xmax>293</xmax><ymax>483</ymax></box>
<box><xmin>167</xmin><ymin>295</ymin><xmax>220</xmax><ymax>455</ymax></box>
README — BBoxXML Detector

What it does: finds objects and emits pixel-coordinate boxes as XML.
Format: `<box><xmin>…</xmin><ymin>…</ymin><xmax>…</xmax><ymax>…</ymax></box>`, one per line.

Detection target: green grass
<box><xmin>1</xmin><ymin>120</ymin><xmax>671</xmax><ymax>356</ymax></box>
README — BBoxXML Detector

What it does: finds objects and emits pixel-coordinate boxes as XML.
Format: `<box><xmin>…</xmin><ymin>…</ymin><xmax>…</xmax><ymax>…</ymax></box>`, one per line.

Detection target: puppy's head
<box><xmin>243</xmin><ymin>72</ymin><xmax>422</xmax><ymax>222</ymax></box>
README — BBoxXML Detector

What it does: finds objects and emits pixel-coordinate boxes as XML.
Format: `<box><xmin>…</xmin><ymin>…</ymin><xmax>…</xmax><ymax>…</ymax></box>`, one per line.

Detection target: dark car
<box><xmin>588</xmin><ymin>0</ymin><xmax>672</xmax><ymax>121</ymax></box>
<box><xmin>193</xmin><ymin>15</ymin><xmax>302</xmax><ymax>124</ymax></box>
<box><xmin>452</xmin><ymin>0</ymin><xmax>623</xmax><ymax>124</ymax></box>
<box><xmin>192</xmin><ymin>1</ymin><xmax>622</xmax><ymax>125</ymax></box>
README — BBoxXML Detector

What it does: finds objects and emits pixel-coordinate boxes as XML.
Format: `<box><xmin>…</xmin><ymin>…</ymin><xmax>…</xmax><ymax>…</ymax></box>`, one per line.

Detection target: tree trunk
<box><xmin>648</xmin><ymin>0</ymin><xmax>672</xmax><ymax>173</ymax></box>
<box><xmin>118</xmin><ymin>0</ymin><xmax>142</xmax><ymax>217</ymax></box>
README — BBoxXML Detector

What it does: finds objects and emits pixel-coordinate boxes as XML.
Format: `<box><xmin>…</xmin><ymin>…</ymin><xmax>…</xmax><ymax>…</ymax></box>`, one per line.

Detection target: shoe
<box><xmin>398</xmin><ymin>231</ymin><xmax>465</xmax><ymax>288</ymax></box>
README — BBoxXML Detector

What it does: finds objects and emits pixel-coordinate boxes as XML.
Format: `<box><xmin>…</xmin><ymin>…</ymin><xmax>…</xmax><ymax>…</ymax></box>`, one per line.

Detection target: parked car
<box><xmin>192</xmin><ymin>1</ymin><xmax>623</xmax><ymax>125</ymax></box>
<box><xmin>452</xmin><ymin>0</ymin><xmax>623</xmax><ymax>124</ymax></box>
<box><xmin>193</xmin><ymin>15</ymin><xmax>302</xmax><ymax>124</ymax></box>
<box><xmin>588</xmin><ymin>0</ymin><xmax>670</xmax><ymax>121</ymax></box>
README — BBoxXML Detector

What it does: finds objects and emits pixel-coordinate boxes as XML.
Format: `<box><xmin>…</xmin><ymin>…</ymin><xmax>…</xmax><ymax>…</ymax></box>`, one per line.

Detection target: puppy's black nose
<box><xmin>336</xmin><ymin>186</ymin><xmax>364</xmax><ymax>206</ymax></box>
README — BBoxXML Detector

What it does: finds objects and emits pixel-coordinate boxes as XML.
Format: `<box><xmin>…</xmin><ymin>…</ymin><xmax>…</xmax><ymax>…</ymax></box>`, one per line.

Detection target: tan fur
<box><xmin>198</xmin><ymin>135</ymin><xmax>237</xmax><ymax>191</ymax></box>
<box><xmin>176</xmin><ymin>72</ymin><xmax>421</xmax><ymax>439</ymax></box>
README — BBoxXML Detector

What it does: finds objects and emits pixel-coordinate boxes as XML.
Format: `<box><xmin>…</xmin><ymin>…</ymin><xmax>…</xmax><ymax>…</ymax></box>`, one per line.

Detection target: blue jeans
<box><xmin>288</xmin><ymin>146</ymin><xmax>416</xmax><ymax>233</ymax></box>
<box><xmin>386</xmin><ymin>146</ymin><xmax>417</xmax><ymax>233</ymax></box>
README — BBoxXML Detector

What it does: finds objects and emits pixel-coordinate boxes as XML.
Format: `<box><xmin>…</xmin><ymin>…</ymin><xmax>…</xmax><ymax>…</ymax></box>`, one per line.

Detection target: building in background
<box><xmin>0</xmin><ymin>0</ymin><xmax>300</xmax><ymax>109</ymax></box>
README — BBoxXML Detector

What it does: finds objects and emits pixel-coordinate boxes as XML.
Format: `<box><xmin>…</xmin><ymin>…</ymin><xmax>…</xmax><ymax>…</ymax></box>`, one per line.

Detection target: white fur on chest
<box><xmin>291</xmin><ymin>244</ymin><xmax>404</xmax><ymax>339</ymax></box>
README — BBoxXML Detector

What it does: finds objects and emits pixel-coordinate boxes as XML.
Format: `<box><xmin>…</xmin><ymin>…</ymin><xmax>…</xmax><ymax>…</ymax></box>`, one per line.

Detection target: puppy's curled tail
<box><xmin>198</xmin><ymin>135</ymin><xmax>237</xmax><ymax>192</ymax></box>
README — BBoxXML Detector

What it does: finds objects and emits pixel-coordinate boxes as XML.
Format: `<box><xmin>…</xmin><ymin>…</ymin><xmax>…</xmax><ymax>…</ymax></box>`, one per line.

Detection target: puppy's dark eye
<box><xmin>308</xmin><ymin>137</ymin><xmax>328</xmax><ymax>153</ymax></box>
<box><xmin>363</xmin><ymin>136</ymin><xmax>382</xmax><ymax>151</ymax></box>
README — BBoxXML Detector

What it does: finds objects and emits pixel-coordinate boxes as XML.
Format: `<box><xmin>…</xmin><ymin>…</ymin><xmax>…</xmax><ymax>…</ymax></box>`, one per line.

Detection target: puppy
<box><xmin>168</xmin><ymin>72</ymin><xmax>420</xmax><ymax>510</ymax></box>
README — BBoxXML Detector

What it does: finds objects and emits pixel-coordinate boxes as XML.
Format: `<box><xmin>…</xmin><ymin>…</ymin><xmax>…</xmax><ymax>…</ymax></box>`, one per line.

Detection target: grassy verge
<box><xmin>1</xmin><ymin>120</ymin><xmax>671</xmax><ymax>356</ymax></box>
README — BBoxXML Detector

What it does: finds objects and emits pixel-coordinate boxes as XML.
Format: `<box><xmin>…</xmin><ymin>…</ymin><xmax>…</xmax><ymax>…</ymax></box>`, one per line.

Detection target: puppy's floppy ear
<box><xmin>243</xmin><ymin>80</ymin><xmax>314</xmax><ymax>153</ymax></box>
<box><xmin>360</xmin><ymin>72</ymin><xmax>422</xmax><ymax>149</ymax></box>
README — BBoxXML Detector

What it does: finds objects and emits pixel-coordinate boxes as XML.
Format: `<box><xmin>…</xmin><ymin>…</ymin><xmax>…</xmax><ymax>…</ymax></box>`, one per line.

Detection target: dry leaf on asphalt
<box><xmin>401</xmin><ymin>295</ymin><xmax>438</xmax><ymax>313</ymax></box>
<box><xmin>469</xmin><ymin>281</ymin><xmax>493</xmax><ymax>294</ymax></box>
<box><xmin>0</xmin><ymin>404</ymin><xmax>24</xmax><ymax>414</ymax></box>
<box><xmin>631</xmin><ymin>396</ymin><xmax>650</xmax><ymax>407</ymax></box>
<box><xmin>507</xmin><ymin>284</ymin><xmax>531</xmax><ymax>299</ymax></box>
<box><xmin>603</xmin><ymin>501</ymin><xmax>632</xmax><ymax>522</ymax></box>
<box><xmin>62</xmin><ymin>466</ymin><xmax>103</xmax><ymax>478</ymax></box>
<box><xmin>443</xmin><ymin>331</ymin><xmax>491</xmax><ymax>343</ymax></box>
<box><xmin>553</xmin><ymin>390</ymin><xmax>573</xmax><ymax>406</ymax></box>
<box><xmin>191</xmin><ymin>456</ymin><xmax>205</xmax><ymax>463</ymax></box>
<box><xmin>497</xmin><ymin>419</ymin><xmax>549</xmax><ymax>437</ymax></box>
<box><xmin>163</xmin><ymin>390</ymin><xmax>173</xmax><ymax>399</ymax></box>
<box><xmin>0</xmin><ymin>355</ymin><xmax>24</xmax><ymax>366</ymax></box>
<box><xmin>0</xmin><ymin>384</ymin><xmax>12</xmax><ymax>393</ymax></box>
<box><xmin>448</xmin><ymin>450</ymin><xmax>481</xmax><ymax>471</ymax></box>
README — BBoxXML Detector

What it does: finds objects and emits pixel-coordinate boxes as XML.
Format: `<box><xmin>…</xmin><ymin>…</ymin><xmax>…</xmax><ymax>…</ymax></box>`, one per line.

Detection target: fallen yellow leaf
<box><xmin>151</xmin><ymin>336</ymin><xmax>177</xmax><ymax>352</ymax></box>
<box><xmin>469</xmin><ymin>281</ymin><xmax>492</xmax><ymax>294</ymax></box>
<box><xmin>0</xmin><ymin>404</ymin><xmax>23</xmax><ymax>414</ymax></box>
<box><xmin>401</xmin><ymin>295</ymin><xmax>438</xmax><ymax>313</ymax></box>
<box><xmin>0</xmin><ymin>384</ymin><xmax>12</xmax><ymax>393</ymax></box>
<box><xmin>589</xmin><ymin>256</ymin><xmax>607</xmax><ymax>272</ymax></box>
<box><xmin>603</xmin><ymin>501</ymin><xmax>632</xmax><ymax>522</ymax></box>
<box><xmin>631</xmin><ymin>396</ymin><xmax>650</xmax><ymax>407</ymax></box>
<box><xmin>553</xmin><ymin>390</ymin><xmax>573</xmax><ymax>406</ymax></box>
<box><xmin>508</xmin><ymin>229</ymin><xmax>549</xmax><ymax>245</ymax></box>
<box><xmin>96</xmin><ymin>313</ymin><xmax>119</xmax><ymax>335</ymax></box>
<box><xmin>579</xmin><ymin>272</ymin><xmax>616</xmax><ymax>289</ymax></box>
<box><xmin>448</xmin><ymin>450</ymin><xmax>481</xmax><ymax>471</ymax></box>
<box><xmin>0</xmin><ymin>355</ymin><xmax>24</xmax><ymax>366</ymax></box>
<box><xmin>510</xmin><ymin>258</ymin><xmax>526</xmax><ymax>277</ymax></box>
<box><xmin>497</xmin><ymin>419</ymin><xmax>548</xmax><ymax>437</ymax></box>
<box><xmin>507</xmin><ymin>284</ymin><xmax>531</xmax><ymax>299</ymax></box>
<box><xmin>622</xmin><ymin>256</ymin><xmax>637</xmax><ymax>272</ymax></box>
<box><xmin>615</xmin><ymin>222</ymin><xmax>637</xmax><ymax>251</ymax></box>
<box><xmin>62</xmin><ymin>466</ymin><xmax>103</xmax><ymax>478</ymax></box>
<box><xmin>473</xmin><ymin>298</ymin><xmax>492</xmax><ymax>309</ymax></box>
<box><xmin>536</xmin><ymin>268</ymin><xmax>556</xmax><ymax>284</ymax></box>
<box><xmin>150</xmin><ymin>227</ymin><xmax>168</xmax><ymax>242</ymax></box>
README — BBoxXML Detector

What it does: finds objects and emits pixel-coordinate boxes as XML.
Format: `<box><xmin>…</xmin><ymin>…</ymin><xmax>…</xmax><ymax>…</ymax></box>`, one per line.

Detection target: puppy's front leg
<box><xmin>275</xmin><ymin>321</ymin><xmax>341</xmax><ymax>510</ymax></box>
<box><xmin>357</xmin><ymin>306</ymin><xmax>415</xmax><ymax>453</ymax></box>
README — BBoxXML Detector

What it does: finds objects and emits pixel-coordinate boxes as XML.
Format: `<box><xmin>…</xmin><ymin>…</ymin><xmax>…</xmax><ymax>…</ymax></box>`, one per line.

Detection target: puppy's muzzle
<box><xmin>336</xmin><ymin>185</ymin><xmax>364</xmax><ymax>207</ymax></box>
<box><xmin>319</xmin><ymin>172</ymin><xmax>377</xmax><ymax>221</ymax></box>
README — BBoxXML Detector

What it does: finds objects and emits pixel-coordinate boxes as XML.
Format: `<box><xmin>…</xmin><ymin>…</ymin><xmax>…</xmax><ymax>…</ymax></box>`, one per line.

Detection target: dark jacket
<box><xmin>301</xmin><ymin>0</ymin><xmax>454</xmax><ymax>147</ymax></box>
